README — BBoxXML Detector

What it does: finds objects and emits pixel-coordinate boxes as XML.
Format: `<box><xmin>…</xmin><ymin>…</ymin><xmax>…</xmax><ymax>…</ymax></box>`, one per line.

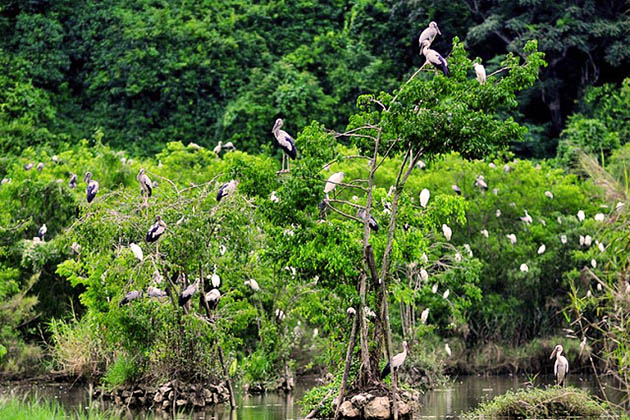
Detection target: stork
<box><xmin>223</xmin><ymin>142</ymin><xmax>236</xmax><ymax>152</ymax></box>
<box><xmin>68</xmin><ymin>173</ymin><xmax>77</xmax><ymax>189</ymax></box>
<box><xmin>36</xmin><ymin>162</ymin><xmax>44</xmax><ymax>171</ymax></box>
<box><xmin>129</xmin><ymin>243</ymin><xmax>144</xmax><ymax>261</ymax></box>
<box><xmin>420</xmin><ymin>40</ymin><xmax>448</xmax><ymax>76</ymax></box>
<box><xmin>146</xmin><ymin>215</ymin><xmax>167</xmax><ymax>243</ymax></box>
<box><xmin>213</xmin><ymin>141</ymin><xmax>222</xmax><ymax>155</ymax></box>
<box><xmin>420</xmin><ymin>188</ymin><xmax>430</xmax><ymax>208</ymax></box>
<box><xmin>381</xmin><ymin>341</ymin><xmax>408</xmax><ymax>379</ymax></box>
<box><xmin>473</xmin><ymin>63</ymin><xmax>486</xmax><ymax>84</ymax></box>
<box><xmin>24</xmin><ymin>163</ymin><xmax>34</xmax><ymax>171</ymax></box>
<box><xmin>418</xmin><ymin>21</ymin><xmax>441</xmax><ymax>47</ymax></box>
<box><xmin>37</xmin><ymin>224</ymin><xmax>47</xmax><ymax>241</ymax></box>
<box><xmin>272</xmin><ymin>118</ymin><xmax>297</xmax><ymax>173</ymax></box>
<box><xmin>550</xmin><ymin>344</ymin><xmax>569</xmax><ymax>386</ymax></box>
<box><xmin>84</xmin><ymin>172</ymin><xmax>99</xmax><ymax>203</ymax></box>
<box><xmin>119</xmin><ymin>290</ymin><xmax>142</xmax><ymax>306</ymax></box>
<box><xmin>452</xmin><ymin>184</ymin><xmax>461</xmax><ymax>195</ymax></box>
<box><xmin>324</xmin><ymin>172</ymin><xmax>344</xmax><ymax>199</ymax></box>
<box><xmin>357</xmin><ymin>208</ymin><xmax>378</xmax><ymax>232</ymax></box>
<box><xmin>210</xmin><ymin>266</ymin><xmax>221</xmax><ymax>288</ymax></box>
<box><xmin>442</xmin><ymin>224</ymin><xmax>452</xmax><ymax>241</ymax></box>
<box><xmin>216</xmin><ymin>180</ymin><xmax>238</xmax><ymax>202</ymax></box>
<box><xmin>205</xmin><ymin>288</ymin><xmax>221</xmax><ymax>310</ymax></box>
<box><xmin>147</xmin><ymin>286</ymin><xmax>167</xmax><ymax>298</ymax></box>
<box><xmin>179</xmin><ymin>277</ymin><xmax>200</xmax><ymax>312</ymax></box>
<box><xmin>137</xmin><ymin>169</ymin><xmax>153</xmax><ymax>206</ymax></box>
<box><xmin>245</xmin><ymin>278</ymin><xmax>261</xmax><ymax>292</ymax></box>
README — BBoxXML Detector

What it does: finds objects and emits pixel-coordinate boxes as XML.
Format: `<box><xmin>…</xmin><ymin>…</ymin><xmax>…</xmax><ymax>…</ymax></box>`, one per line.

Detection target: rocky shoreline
<box><xmin>334</xmin><ymin>389</ymin><xmax>420</xmax><ymax>420</ymax></box>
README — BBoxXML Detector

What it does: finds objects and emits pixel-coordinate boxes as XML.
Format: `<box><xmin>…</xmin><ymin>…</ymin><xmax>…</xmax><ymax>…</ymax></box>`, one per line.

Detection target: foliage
<box><xmin>462</xmin><ymin>386</ymin><xmax>610</xmax><ymax>419</ymax></box>
<box><xmin>0</xmin><ymin>396</ymin><xmax>124</xmax><ymax>420</ymax></box>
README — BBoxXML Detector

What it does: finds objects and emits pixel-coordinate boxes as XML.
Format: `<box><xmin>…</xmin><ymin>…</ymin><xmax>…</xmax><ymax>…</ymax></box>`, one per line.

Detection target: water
<box><xmin>0</xmin><ymin>374</ymin><xmax>621</xmax><ymax>419</ymax></box>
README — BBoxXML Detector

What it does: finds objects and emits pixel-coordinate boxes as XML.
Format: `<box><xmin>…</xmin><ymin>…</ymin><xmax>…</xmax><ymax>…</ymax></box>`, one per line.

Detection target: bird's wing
<box><xmin>277</xmin><ymin>132</ymin><xmax>295</xmax><ymax>150</ymax></box>
<box><xmin>554</xmin><ymin>359</ymin><xmax>558</xmax><ymax>376</ymax></box>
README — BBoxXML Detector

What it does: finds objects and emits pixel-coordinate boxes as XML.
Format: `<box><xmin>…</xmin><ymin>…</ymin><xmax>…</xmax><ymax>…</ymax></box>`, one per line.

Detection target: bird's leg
<box><xmin>287</xmin><ymin>159</ymin><xmax>290</xmax><ymax>173</ymax></box>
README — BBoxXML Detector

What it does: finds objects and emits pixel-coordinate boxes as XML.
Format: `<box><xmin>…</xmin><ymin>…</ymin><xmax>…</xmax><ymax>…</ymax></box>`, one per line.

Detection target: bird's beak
<box><xmin>437</xmin><ymin>27</ymin><xmax>442</xmax><ymax>35</ymax></box>
<box><xmin>550</xmin><ymin>348</ymin><xmax>557</xmax><ymax>359</ymax></box>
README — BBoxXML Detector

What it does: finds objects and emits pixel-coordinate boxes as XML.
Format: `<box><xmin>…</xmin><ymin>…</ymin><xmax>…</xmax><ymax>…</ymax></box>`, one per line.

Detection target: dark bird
<box><xmin>146</xmin><ymin>215</ymin><xmax>167</xmax><ymax>242</ymax></box>
<box><xmin>137</xmin><ymin>168</ymin><xmax>153</xmax><ymax>197</ymax></box>
<box><xmin>420</xmin><ymin>40</ymin><xmax>448</xmax><ymax>76</ymax></box>
<box><xmin>205</xmin><ymin>288</ymin><xmax>221</xmax><ymax>310</ymax></box>
<box><xmin>68</xmin><ymin>173</ymin><xmax>77</xmax><ymax>189</ymax></box>
<box><xmin>452</xmin><ymin>184</ymin><xmax>461</xmax><ymax>195</ymax></box>
<box><xmin>37</xmin><ymin>224</ymin><xmax>47</xmax><ymax>241</ymax></box>
<box><xmin>36</xmin><ymin>162</ymin><xmax>44</xmax><ymax>171</ymax></box>
<box><xmin>84</xmin><ymin>172</ymin><xmax>99</xmax><ymax>203</ymax></box>
<box><xmin>357</xmin><ymin>208</ymin><xmax>378</xmax><ymax>232</ymax></box>
<box><xmin>380</xmin><ymin>341</ymin><xmax>408</xmax><ymax>379</ymax></box>
<box><xmin>272</xmin><ymin>118</ymin><xmax>297</xmax><ymax>173</ymax></box>
<box><xmin>179</xmin><ymin>278</ymin><xmax>200</xmax><ymax>309</ymax></box>
<box><xmin>119</xmin><ymin>290</ymin><xmax>142</xmax><ymax>306</ymax></box>
<box><xmin>216</xmin><ymin>180</ymin><xmax>238</xmax><ymax>202</ymax></box>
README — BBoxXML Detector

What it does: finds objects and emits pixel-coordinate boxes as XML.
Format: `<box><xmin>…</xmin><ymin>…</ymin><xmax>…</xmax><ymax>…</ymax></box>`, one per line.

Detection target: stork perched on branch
<box><xmin>84</xmin><ymin>172</ymin><xmax>99</xmax><ymax>203</ymax></box>
<box><xmin>272</xmin><ymin>118</ymin><xmax>297</xmax><ymax>173</ymax></box>
<box><xmin>420</xmin><ymin>40</ymin><xmax>448</xmax><ymax>76</ymax></box>
<box><xmin>418</xmin><ymin>21</ymin><xmax>441</xmax><ymax>47</ymax></box>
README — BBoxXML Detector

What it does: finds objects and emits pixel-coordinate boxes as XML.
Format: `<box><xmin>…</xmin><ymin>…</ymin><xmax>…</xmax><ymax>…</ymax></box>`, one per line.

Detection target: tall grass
<box><xmin>0</xmin><ymin>396</ymin><xmax>120</xmax><ymax>420</ymax></box>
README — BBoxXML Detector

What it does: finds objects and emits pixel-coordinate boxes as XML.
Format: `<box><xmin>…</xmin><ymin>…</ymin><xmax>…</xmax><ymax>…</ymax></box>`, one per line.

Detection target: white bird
<box><xmin>36</xmin><ymin>162</ymin><xmax>44</xmax><ymax>171</ymax></box>
<box><xmin>616</xmin><ymin>202</ymin><xmax>625</xmax><ymax>210</ymax></box>
<box><xmin>70</xmin><ymin>242</ymin><xmax>81</xmax><ymax>254</ymax></box>
<box><xmin>455</xmin><ymin>252</ymin><xmax>462</xmax><ymax>262</ymax></box>
<box><xmin>213</xmin><ymin>141</ymin><xmax>222</xmax><ymax>155</ymax></box>
<box><xmin>187</xmin><ymin>142</ymin><xmax>201</xmax><ymax>150</ymax></box>
<box><xmin>223</xmin><ymin>142</ymin><xmax>236</xmax><ymax>152</ymax></box>
<box><xmin>550</xmin><ymin>344</ymin><xmax>569</xmax><ymax>386</ymax></box>
<box><xmin>597</xmin><ymin>283</ymin><xmax>602</xmax><ymax>292</ymax></box>
<box><xmin>474</xmin><ymin>175</ymin><xmax>488</xmax><ymax>190</ymax></box>
<box><xmin>37</xmin><ymin>224</ymin><xmax>47</xmax><ymax>241</ymax></box>
<box><xmin>473</xmin><ymin>62</ymin><xmax>486</xmax><ymax>84</ymax></box>
<box><xmin>153</xmin><ymin>270</ymin><xmax>163</xmax><ymax>284</ymax></box>
<box><xmin>245</xmin><ymin>278</ymin><xmax>261</xmax><ymax>292</ymax></box>
<box><xmin>544</xmin><ymin>191</ymin><xmax>554</xmax><ymax>199</ymax></box>
<box><xmin>493</xmin><ymin>188</ymin><xmax>499</xmax><ymax>195</ymax></box>
<box><xmin>275</xmin><ymin>308</ymin><xmax>286</xmax><ymax>321</ymax></box>
<box><xmin>52</xmin><ymin>155</ymin><xmax>59</xmax><ymax>163</ymax></box>
<box><xmin>119</xmin><ymin>290</ymin><xmax>142</xmax><ymax>306</ymax></box>
<box><xmin>489</xmin><ymin>162</ymin><xmax>496</xmax><ymax>169</ymax></box>
<box><xmin>503</xmin><ymin>164</ymin><xmax>511</xmax><ymax>173</ymax></box>
<box><xmin>579</xmin><ymin>235</ymin><xmax>585</xmax><ymax>246</ymax></box>
<box><xmin>420</xmin><ymin>308</ymin><xmax>430</xmax><ymax>324</ymax></box>
<box><xmin>1</xmin><ymin>177</ymin><xmax>10</xmax><ymax>185</ymax></box>
<box><xmin>416</xmin><ymin>160</ymin><xmax>426</xmax><ymax>169</ymax></box>
<box><xmin>129</xmin><ymin>243</ymin><xmax>144</xmax><ymax>261</ymax></box>
<box><xmin>346</xmin><ymin>307</ymin><xmax>356</xmax><ymax>316</ymax></box>
<box><xmin>520</xmin><ymin>263</ymin><xmax>529</xmax><ymax>272</ymax></box>
<box><xmin>420</xmin><ymin>188</ymin><xmax>430</xmax><ymax>208</ymax></box>
<box><xmin>481</xmin><ymin>229</ymin><xmax>488</xmax><ymax>238</ymax></box>
<box><xmin>594</xmin><ymin>213</ymin><xmax>605</xmax><ymax>222</ymax></box>
<box><xmin>557</xmin><ymin>216</ymin><xmax>562</xmax><ymax>224</ymax></box>
<box><xmin>432</xmin><ymin>283</ymin><xmax>438</xmax><ymax>294</ymax></box>
<box><xmin>324</xmin><ymin>172</ymin><xmax>344</xmax><ymax>199</ymax></box>
<box><xmin>387</xmin><ymin>185</ymin><xmax>396</xmax><ymax>197</ymax></box>
<box><xmin>380</xmin><ymin>341</ymin><xmax>408</xmax><ymax>379</ymax></box>
<box><xmin>84</xmin><ymin>172</ymin><xmax>99</xmax><ymax>203</ymax></box>
<box><xmin>352</xmin><ymin>195</ymin><xmax>359</xmax><ymax>202</ymax></box>
<box><xmin>507</xmin><ymin>234</ymin><xmax>517</xmax><ymax>244</ymax></box>
<box><xmin>24</xmin><ymin>162</ymin><xmax>34</xmax><ymax>171</ymax></box>
<box><xmin>496</xmin><ymin>209</ymin><xmax>501</xmax><ymax>217</ymax></box>
<box><xmin>137</xmin><ymin>168</ymin><xmax>153</xmax><ymax>198</ymax></box>
<box><xmin>147</xmin><ymin>286</ymin><xmax>167</xmax><ymax>299</ymax></box>
<box><xmin>452</xmin><ymin>184</ymin><xmax>462</xmax><ymax>195</ymax></box>
<box><xmin>442</xmin><ymin>289</ymin><xmax>450</xmax><ymax>299</ymax></box>
<box><xmin>584</xmin><ymin>235</ymin><xmax>592</xmax><ymax>246</ymax></box>
<box><xmin>421</xmin><ymin>253</ymin><xmax>428</xmax><ymax>263</ymax></box>
<box><xmin>211</xmin><ymin>266</ymin><xmax>221</xmax><ymax>288</ymax></box>
<box><xmin>445</xmin><ymin>343</ymin><xmax>452</xmax><ymax>357</ymax></box>
<box><xmin>216</xmin><ymin>180</ymin><xmax>238</xmax><ymax>202</ymax></box>
<box><xmin>364</xmin><ymin>306</ymin><xmax>376</xmax><ymax>318</ymax></box>
<box><xmin>591</xmin><ymin>259</ymin><xmax>597</xmax><ymax>268</ymax></box>
<box><xmin>442</xmin><ymin>224</ymin><xmax>452</xmax><ymax>241</ymax></box>
<box><xmin>598</xmin><ymin>242</ymin><xmax>605</xmax><ymax>252</ymax></box>
<box><xmin>577</xmin><ymin>210</ymin><xmax>585</xmax><ymax>222</ymax></box>
<box><xmin>464</xmin><ymin>243</ymin><xmax>473</xmax><ymax>257</ymax></box>
<box><xmin>205</xmin><ymin>289</ymin><xmax>221</xmax><ymax>310</ymax></box>
<box><xmin>270</xmin><ymin>190</ymin><xmax>280</xmax><ymax>203</ymax></box>
<box><xmin>561</xmin><ymin>235</ymin><xmax>567</xmax><ymax>244</ymax></box>
<box><xmin>420</xmin><ymin>40</ymin><xmax>448</xmax><ymax>76</ymax></box>
<box><xmin>520</xmin><ymin>210</ymin><xmax>533</xmax><ymax>224</ymax></box>
<box><xmin>538</xmin><ymin>244</ymin><xmax>546</xmax><ymax>255</ymax></box>
<box><xmin>420</xmin><ymin>269</ymin><xmax>429</xmax><ymax>282</ymax></box>
<box><xmin>272</xmin><ymin>118</ymin><xmax>297</xmax><ymax>173</ymax></box>
<box><xmin>418</xmin><ymin>21</ymin><xmax>441</xmax><ymax>47</ymax></box>
<box><xmin>219</xmin><ymin>244</ymin><xmax>226</xmax><ymax>256</ymax></box>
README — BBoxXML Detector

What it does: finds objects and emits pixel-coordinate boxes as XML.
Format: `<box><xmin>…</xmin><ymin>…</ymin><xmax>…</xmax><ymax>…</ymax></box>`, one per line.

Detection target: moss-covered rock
<box><xmin>463</xmin><ymin>386</ymin><xmax>609</xmax><ymax>419</ymax></box>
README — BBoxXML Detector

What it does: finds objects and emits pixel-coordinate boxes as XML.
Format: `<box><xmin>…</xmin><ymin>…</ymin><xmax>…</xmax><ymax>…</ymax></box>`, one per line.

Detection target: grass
<box><xmin>0</xmin><ymin>396</ymin><xmax>121</xmax><ymax>420</ymax></box>
<box><xmin>463</xmin><ymin>386</ymin><xmax>611</xmax><ymax>419</ymax></box>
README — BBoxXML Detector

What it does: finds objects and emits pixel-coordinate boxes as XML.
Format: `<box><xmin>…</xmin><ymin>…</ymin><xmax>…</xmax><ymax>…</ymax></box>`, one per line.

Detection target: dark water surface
<box><xmin>0</xmin><ymin>374</ymin><xmax>620</xmax><ymax>419</ymax></box>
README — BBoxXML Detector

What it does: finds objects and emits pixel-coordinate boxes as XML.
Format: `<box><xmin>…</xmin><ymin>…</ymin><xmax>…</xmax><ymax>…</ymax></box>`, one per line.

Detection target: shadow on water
<box><xmin>0</xmin><ymin>374</ymin><xmax>623</xmax><ymax>419</ymax></box>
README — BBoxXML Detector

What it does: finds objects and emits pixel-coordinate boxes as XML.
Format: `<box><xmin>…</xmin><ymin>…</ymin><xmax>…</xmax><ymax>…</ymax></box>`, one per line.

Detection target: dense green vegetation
<box><xmin>1</xmin><ymin>0</ymin><xmax>630</xmax><ymax>417</ymax></box>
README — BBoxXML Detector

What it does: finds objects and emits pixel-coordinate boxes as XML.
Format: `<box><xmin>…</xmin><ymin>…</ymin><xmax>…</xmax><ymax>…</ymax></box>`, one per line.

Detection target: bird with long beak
<box><xmin>420</xmin><ymin>40</ymin><xmax>448</xmax><ymax>76</ymax></box>
<box><xmin>550</xmin><ymin>344</ymin><xmax>569</xmax><ymax>386</ymax></box>
<box><xmin>418</xmin><ymin>21</ymin><xmax>441</xmax><ymax>48</ymax></box>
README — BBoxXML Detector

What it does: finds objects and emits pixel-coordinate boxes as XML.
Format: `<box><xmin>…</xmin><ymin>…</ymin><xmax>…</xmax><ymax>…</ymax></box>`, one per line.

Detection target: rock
<box><xmin>339</xmin><ymin>400</ymin><xmax>360</xmax><ymax>418</ymax></box>
<box><xmin>351</xmin><ymin>393</ymin><xmax>369</xmax><ymax>408</ymax></box>
<box><xmin>176</xmin><ymin>399</ymin><xmax>187</xmax><ymax>406</ymax></box>
<box><xmin>203</xmin><ymin>389</ymin><xmax>213</xmax><ymax>403</ymax></box>
<box><xmin>397</xmin><ymin>401</ymin><xmax>411</xmax><ymax>416</ymax></box>
<box><xmin>364</xmin><ymin>396</ymin><xmax>391</xmax><ymax>420</ymax></box>
<box><xmin>159</xmin><ymin>385</ymin><xmax>171</xmax><ymax>394</ymax></box>
<box><xmin>162</xmin><ymin>400</ymin><xmax>170</xmax><ymax>408</ymax></box>
<box><xmin>153</xmin><ymin>393</ymin><xmax>164</xmax><ymax>403</ymax></box>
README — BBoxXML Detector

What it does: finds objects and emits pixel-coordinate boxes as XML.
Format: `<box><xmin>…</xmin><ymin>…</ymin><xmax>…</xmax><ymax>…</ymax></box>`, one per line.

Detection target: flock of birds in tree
<box><xmin>11</xmin><ymin>21</ymin><xmax>614</xmax><ymax>386</ymax></box>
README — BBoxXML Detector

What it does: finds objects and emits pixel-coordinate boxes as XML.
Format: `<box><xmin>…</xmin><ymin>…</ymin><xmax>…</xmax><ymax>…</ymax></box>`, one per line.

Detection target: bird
<box><xmin>561</xmin><ymin>235</ymin><xmax>567</xmax><ymax>244</ymax></box>
<box><xmin>538</xmin><ymin>244</ymin><xmax>546</xmax><ymax>255</ymax></box>
<box><xmin>507</xmin><ymin>234</ymin><xmax>517</xmax><ymax>244</ymax></box>
<box><xmin>84</xmin><ymin>172</ymin><xmax>99</xmax><ymax>203</ymax></box>
<box><xmin>481</xmin><ymin>229</ymin><xmax>488</xmax><ymax>238</ymax></box>
<box><xmin>205</xmin><ymin>289</ymin><xmax>221</xmax><ymax>310</ymax></box>
<box><xmin>577</xmin><ymin>210</ymin><xmax>585</xmax><ymax>222</ymax></box>
<box><xmin>270</xmin><ymin>191</ymin><xmax>280</xmax><ymax>203</ymax></box>
<box><xmin>591</xmin><ymin>259</ymin><xmax>597</xmax><ymax>268</ymax></box>
<box><xmin>520</xmin><ymin>263</ymin><xmax>529</xmax><ymax>272</ymax></box>
<box><xmin>147</xmin><ymin>286</ymin><xmax>167</xmax><ymax>298</ymax></box>
<box><xmin>210</xmin><ymin>266</ymin><xmax>221</xmax><ymax>288</ymax></box>
<box><xmin>418</xmin><ymin>21</ymin><xmax>441</xmax><ymax>47</ymax></box>
<box><xmin>216</xmin><ymin>180</ymin><xmax>238</xmax><ymax>202</ymax></box>
<box><xmin>380</xmin><ymin>341</ymin><xmax>408</xmax><ymax>379</ymax></box>
<box><xmin>452</xmin><ymin>185</ymin><xmax>461</xmax><ymax>195</ymax></box>
<box><xmin>545</xmin><ymin>191</ymin><xmax>554</xmax><ymax>199</ymax></box>
<box><xmin>432</xmin><ymin>283</ymin><xmax>438</xmax><ymax>293</ymax></box>
<box><xmin>137</xmin><ymin>168</ymin><xmax>153</xmax><ymax>198</ymax></box>
<box><xmin>420</xmin><ymin>269</ymin><xmax>428</xmax><ymax>282</ymax></box>
<box><xmin>24</xmin><ymin>163</ymin><xmax>34</xmax><ymax>171</ymax></box>
<box><xmin>489</xmin><ymin>162</ymin><xmax>496</xmax><ymax>169</ymax></box>
<box><xmin>68</xmin><ymin>173</ymin><xmax>77</xmax><ymax>189</ymax></box>
<box><xmin>579</xmin><ymin>235</ymin><xmax>585</xmax><ymax>246</ymax></box>
<box><xmin>442</xmin><ymin>224</ymin><xmax>452</xmax><ymax>241</ymax></box>
<box><xmin>493</xmin><ymin>188</ymin><xmax>499</xmax><ymax>195</ymax></box>
<box><xmin>473</xmin><ymin>63</ymin><xmax>486</xmax><ymax>84</ymax></box>
<box><xmin>70</xmin><ymin>242</ymin><xmax>81</xmax><ymax>254</ymax></box>
<box><xmin>346</xmin><ymin>307</ymin><xmax>356</xmax><ymax>316</ymax></box>
<box><xmin>420</xmin><ymin>188</ymin><xmax>430</xmax><ymax>208</ymax></box>
<box><xmin>416</xmin><ymin>160</ymin><xmax>426</xmax><ymax>169</ymax></box>
<box><xmin>520</xmin><ymin>210</ymin><xmax>533</xmax><ymax>224</ymax></box>
<box><xmin>37</xmin><ymin>224</ymin><xmax>47</xmax><ymax>241</ymax></box>
<box><xmin>324</xmin><ymin>172</ymin><xmax>344</xmax><ymax>199</ymax></box>
<box><xmin>119</xmin><ymin>290</ymin><xmax>142</xmax><ymax>306</ymax></box>
<box><xmin>52</xmin><ymin>155</ymin><xmax>59</xmax><ymax>163</ymax></box>
<box><xmin>36</xmin><ymin>162</ymin><xmax>44</xmax><ymax>171</ymax></box>
<box><xmin>594</xmin><ymin>213</ymin><xmax>605</xmax><ymax>222</ymax></box>
<box><xmin>187</xmin><ymin>142</ymin><xmax>201</xmax><ymax>150</ymax></box>
<box><xmin>598</xmin><ymin>242</ymin><xmax>605</xmax><ymax>252</ymax></box>
<box><xmin>129</xmin><ymin>243</ymin><xmax>144</xmax><ymax>261</ymax></box>
<box><xmin>474</xmin><ymin>175</ymin><xmax>488</xmax><ymax>191</ymax></box>
<box><xmin>272</xmin><ymin>118</ymin><xmax>297</xmax><ymax>173</ymax></box>
<box><xmin>503</xmin><ymin>164</ymin><xmax>511</xmax><ymax>173</ymax></box>
<box><xmin>445</xmin><ymin>343</ymin><xmax>452</xmax><ymax>357</ymax></box>
<box><xmin>1</xmin><ymin>178</ymin><xmax>9</xmax><ymax>185</ymax></box>
<box><xmin>213</xmin><ymin>141</ymin><xmax>222</xmax><ymax>155</ymax></box>
<box><xmin>223</xmin><ymin>142</ymin><xmax>236</xmax><ymax>152</ymax></box>
<box><xmin>219</xmin><ymin>244</ymin><xmax>227</xmax><ymax>256</ymax></box>
<box><xmin>584</xmin><ymin>235</ymin><xmax>592</xmax><ymax>246</ymax></box>
<box><xmin>153</xmin><ymin>270</ymin><xmax>163</xmax><ymax>284</ymax></box>
<box><xmin>245</xmin><ymin>278</ymin><xmax>261</xmax><ymax>292</ymax></box>
<box><xmin>179</xmin><ymin>278</ymin><xmax>200</xmax><ymax>308</ymax></box>
<box><xmin>443</xmin><ymin>289</ymin><xmax>450</xmax><ymax>299</ymax></box>
<box><xmin>420</xmin><ymin>40</ymin><xmax>448</xmax><ymax>76</ymax></box>
<box><xmin>550</xmin><ymin>344</ymin><xmax>569</xmax><ymax>386</ymax></box>
<box><xmin>357</xmin><ymin>208</ymin><xmax>378</xmax><ymax>232</ymax></box>
<box><xmin>496</xmin><ymin>209</ymin><xmax>501</xmax><ymax>217</ymax></box>
<box><xmin>275</xmin><ymin>308</ymin><xmax>286</xmax><ymax>322</ymax></box>
<box><xmin>146</xmin><ymin>215</ymin><xmax>167</xmax><ymax>243</ymax></box>
<box><xmin>420</xmin><ymin>308</ymin><xmax>430</xmax><ymax>324</ymax></box>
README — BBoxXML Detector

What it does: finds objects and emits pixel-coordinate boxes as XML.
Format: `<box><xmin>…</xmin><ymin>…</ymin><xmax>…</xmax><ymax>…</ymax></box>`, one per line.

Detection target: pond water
<box><xmin>0</xmin><ymin>374</ymin><xmax>620</xmax><ymax>419</ymax></box>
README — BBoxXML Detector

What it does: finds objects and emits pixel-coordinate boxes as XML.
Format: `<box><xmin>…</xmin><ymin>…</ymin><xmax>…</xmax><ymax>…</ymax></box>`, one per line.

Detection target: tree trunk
<box><xmin>334</xmin><ymin>312</ymin><xmax>358</xmax><ymax>420</ymax></box>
